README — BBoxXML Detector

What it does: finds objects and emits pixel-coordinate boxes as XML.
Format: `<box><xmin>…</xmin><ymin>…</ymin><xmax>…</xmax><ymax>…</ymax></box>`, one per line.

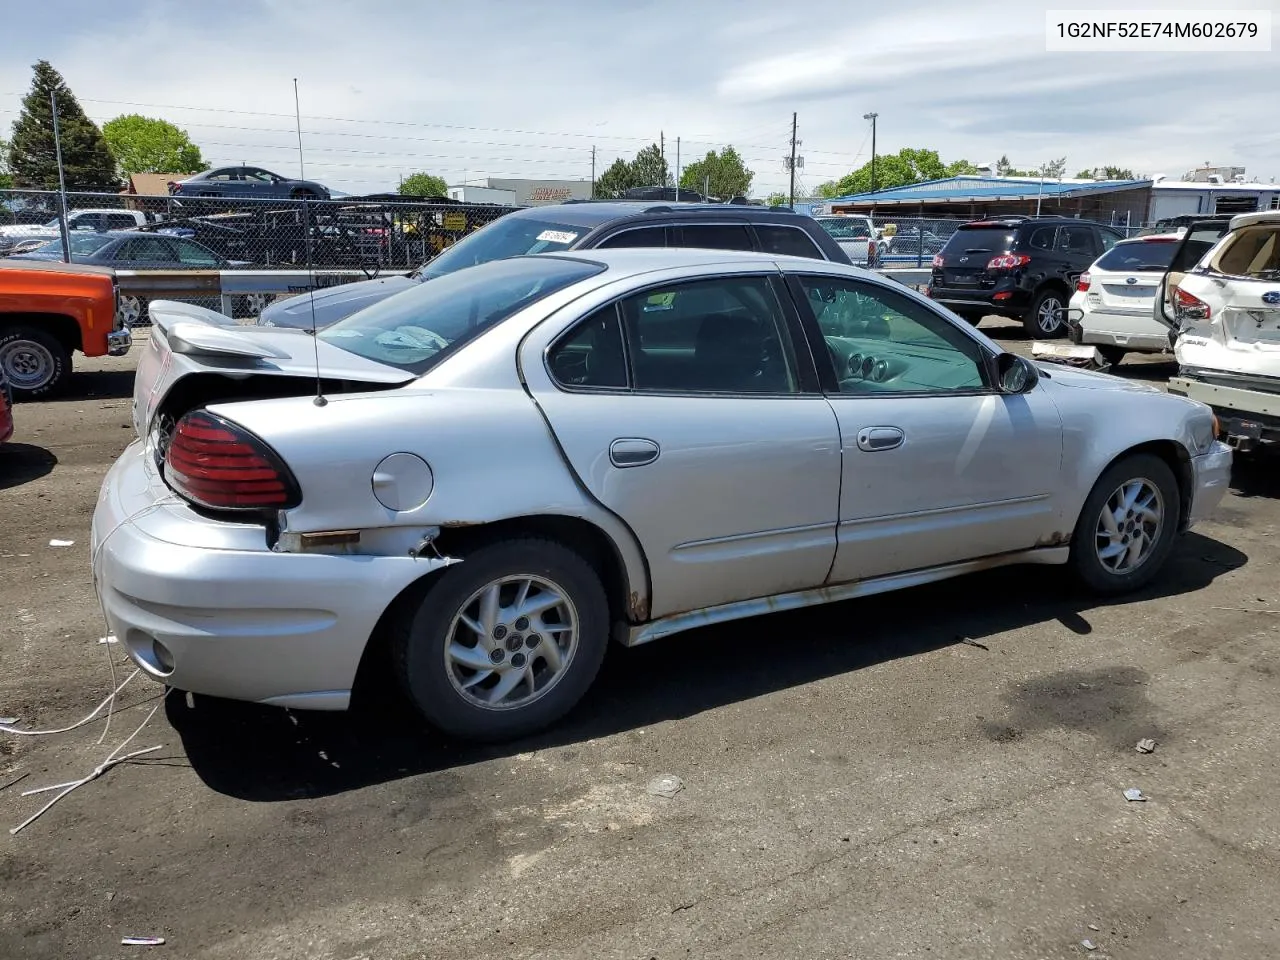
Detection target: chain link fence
<box><xmin>1</xmin><ymin>188</ymin><xmax>520</xmax><ymax>324</ymax></box>
<box><xmin>0</xmin><ymin>188</ymin><xmax>517</xmax><ymax>267</ymax></box>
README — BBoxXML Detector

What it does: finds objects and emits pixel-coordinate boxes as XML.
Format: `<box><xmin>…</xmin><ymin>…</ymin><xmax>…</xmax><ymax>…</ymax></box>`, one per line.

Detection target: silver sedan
<box><xmin>92</xmin><ymin>248</ymin><xmax>1233</xmax><ymax>741</ymax></box>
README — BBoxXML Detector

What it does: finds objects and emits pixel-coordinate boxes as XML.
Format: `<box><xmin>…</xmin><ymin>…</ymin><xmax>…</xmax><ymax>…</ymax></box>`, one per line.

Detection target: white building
<box><xmin>1147</xmin><ymin>174</ymin><xmax>1280</xmax><ymax>222</ymax></box>
<box><xmin>447</xmin><ymin>185</ymin><xmax>518</xmax><ymax>205</ymax></box>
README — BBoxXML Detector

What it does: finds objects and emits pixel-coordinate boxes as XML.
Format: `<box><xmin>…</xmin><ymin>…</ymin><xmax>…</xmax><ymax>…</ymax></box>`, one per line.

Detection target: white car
<box><xmin>1157</xmin><ymin>212</ymin><xmax>1280</xmax><ymax>449</ymax></box>
<box><xmin>1065</xmin><ymin>234</ymin><xmax>1182</xmax><ymax>364</ymax></box>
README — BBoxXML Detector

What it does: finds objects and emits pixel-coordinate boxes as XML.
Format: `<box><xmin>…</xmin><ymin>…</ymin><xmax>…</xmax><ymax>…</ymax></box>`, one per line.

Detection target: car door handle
<box><xmin>855</xmin><ymin>426</ymin><xmax>904</xmax><ymax>452</ymax></box>
<box><xmin>610</xmin><ymin>438</ymin><xmax>660</xmax><ymax>468</ymax></box>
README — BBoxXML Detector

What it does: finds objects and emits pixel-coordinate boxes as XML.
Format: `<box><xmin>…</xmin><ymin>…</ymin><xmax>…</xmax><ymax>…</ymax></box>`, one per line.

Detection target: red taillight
<box><xmin>164</xmin><ymin>410</ymin><xmax>300</xmax><ymax>511</ymax></box>
<box><xmin>987</xmin><ymin>253</ymin><xmax>1032</xmax><ymax>270</ymax></box>
<box><xmin>931</xmin><ymin>253</ymin><xmax>945</xmax><ymax>269</ymax></box>
<box><xmin>1172</xmin><ymin>286</ymin><xmax>1212</xmax><ymax>321</ymax></box>
<box><xmin>1077</xmin><ymin>272</ymin><xmax>1091</xmax><ymax>292</ymax></box>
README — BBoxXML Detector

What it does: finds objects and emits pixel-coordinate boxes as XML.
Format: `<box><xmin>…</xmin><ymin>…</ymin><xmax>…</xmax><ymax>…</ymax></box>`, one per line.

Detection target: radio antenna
<box><xmin>294</xmin><ymin>78</ymin><xmax>326</xmax><ymax>407</ymax></box>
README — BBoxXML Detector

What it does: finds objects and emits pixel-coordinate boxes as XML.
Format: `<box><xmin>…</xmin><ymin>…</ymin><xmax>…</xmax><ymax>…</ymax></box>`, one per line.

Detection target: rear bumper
<box><xmin>1169</xmin><ymin>376</ymin><xmax>1280</xmax><ymax>447</ymax></box>
<box><xmin>1186</xmin><ymin>441</ymin><xmax>1233</xmax><ymax>528</ymax></box>
<box><xmin>106</xmin><ymin>328</ymin><xmax>132</xmax><ymax>357</ymax></box>
<box><xmin>1068</xmin><ymin>304</ymin><xmax>1170</xmax><ymax>353</ymax></box>
<box><xmin>91</xmin><ymin>442</ymin><xmax>454</xmax><ymax>710</ymax></box>
<box><xmin>928</xmin><ymin>285</ymin><xmax>1030</xmax><ymax>314</ymax></box>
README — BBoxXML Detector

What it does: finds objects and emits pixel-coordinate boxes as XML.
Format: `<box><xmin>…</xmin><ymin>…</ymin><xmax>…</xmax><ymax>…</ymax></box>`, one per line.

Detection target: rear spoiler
<box><xmin>147</xmin><ymin>300</ymin><xmax>295</xmax><ymax>361</ymax></box>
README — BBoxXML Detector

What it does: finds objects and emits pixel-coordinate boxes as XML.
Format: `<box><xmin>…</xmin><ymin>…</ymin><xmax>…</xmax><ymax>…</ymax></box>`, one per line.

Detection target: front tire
<box><xmin>1069</xmin><ymin>453</ymin><xmax>1181</xmax><ymax>595</ymax></box>
<box><xmin>392</xmin><ymin>538</ymin><xmax>610</xmax><ymax>742</ymax></box>
<box><xmin>1023</xmin><ymin>288</ymin><xmax>1068</xmax><ymax>338</ymax></box>
<box><xmin>0</xmin><ymin>326</ymin><xmax>72</xmax><ymax>399</ymax></box>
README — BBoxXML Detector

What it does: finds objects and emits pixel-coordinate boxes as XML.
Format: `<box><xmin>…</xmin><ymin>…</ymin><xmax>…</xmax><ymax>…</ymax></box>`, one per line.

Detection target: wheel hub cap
<box><xmin>445</xmin><ymin>575</ymin><xmax>579</xmax><ymax>711</ymax></box>
<box><xmin>1094</xmin><ymin>478</ymin><xmax>1164</xmax><ymax>575</ymax></box>
<box><xmin>1</xmin><ymin>341</ymin><xmax>54</xmax><ymax>390</ymax></box>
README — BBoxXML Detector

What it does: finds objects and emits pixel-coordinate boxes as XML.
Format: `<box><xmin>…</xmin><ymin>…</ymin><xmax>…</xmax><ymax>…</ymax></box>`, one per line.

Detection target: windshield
<box><xmin>942</xmin><ymin>228</ymin><xmax>1015</xmax><ymax>255</ymax></box>
<box><xmin>411</xmin><ymin>214</ymin><xmax>589</xmax><ymax>280</ymax></box>
<box><xmin>319</xmin><ymin>255</ymin><xmax>604</xmax><ymax>375</ymax></box>
<box><xmin>34</xmin><ymin>233</ymin><xmax>114</xmax><ymax>256</ymax></box>
<box><xmin>816</xmin><ymin>218</ymin><xmax>871</xmax><ymax>240</ymax></box>
<box><xmin>1095</xmin><ymin>240</ymin><xmax>1178</xmax><ymax>272</ymax></box>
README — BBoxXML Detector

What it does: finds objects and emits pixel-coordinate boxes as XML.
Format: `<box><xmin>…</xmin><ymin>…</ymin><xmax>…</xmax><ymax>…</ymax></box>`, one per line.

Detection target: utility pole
<box><xmin>863</xmin><ymin>112</ymin><xmax>878</xmax><ymax>193</ymax></box>
<box><xmin>675</xmin><ymin>137</ymin><xmax>680</xmax><ymax>200</ymax></box>
<box><xmin>50</xmin><ymin>91</ymin><xmax>70</xmax><ymax>264</ymax></box>
<box><xmin>293</xmin><ymin>78</ymin><xmax>305</xmax><ymax>180</ymax></box>
<box><xmin>660</xmin><ymin>130</ymin><xmax>665</xmax><ymax>186</ymax></box>
<box><xmin>1036</xmin><ymin>163</ymin><xmax>1045</xmax><ymax>216</ymax></box>
<box><xmin>788</xmin><ymin>112</ymin><xmax>798</xmax><ymax>208</ymax></box>
<box><xmin>590</xmin><ymin>145</ymin><xmax>596</xmax><ymax>198</ymax></box>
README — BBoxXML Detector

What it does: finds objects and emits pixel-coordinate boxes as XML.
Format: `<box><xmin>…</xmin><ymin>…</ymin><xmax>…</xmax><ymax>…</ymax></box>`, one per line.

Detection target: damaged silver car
<box><xmin>93</xmin><ymin>248</ymin><xmax>1232</xmax><ymax>741</ymax></box>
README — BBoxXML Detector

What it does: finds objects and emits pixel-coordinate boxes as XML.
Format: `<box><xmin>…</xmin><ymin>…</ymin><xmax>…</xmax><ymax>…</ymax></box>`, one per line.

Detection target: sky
<box><xmin>2</xmin><ymin>0</ymin><xmax>1277</xmax><ymax>197</ymax></box>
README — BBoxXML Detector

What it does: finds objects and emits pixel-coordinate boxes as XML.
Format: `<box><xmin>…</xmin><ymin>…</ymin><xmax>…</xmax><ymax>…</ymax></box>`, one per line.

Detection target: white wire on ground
<box><xmin>0</xmin><ymin>669</ymin><xmax>139</xmax><ymax>737</ymax></box>
<box><xmin>10</xmin><ymin>692</ymin><xmax>170</xmax><ymax>836</ymax></box>
<box><xmin>0</xmin><ymin>493</ymin><xmax>180</xmax><ymax>741</ymax></box>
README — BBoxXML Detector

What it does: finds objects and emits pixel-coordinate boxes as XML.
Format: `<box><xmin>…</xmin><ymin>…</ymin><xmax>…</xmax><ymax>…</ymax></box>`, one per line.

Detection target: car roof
<box><xmin>509</xmin><ymin>201</ymin><xmax>809</xmax><ymax>229</ymax></box>
<box><xmin>1229</xmin><ymin>211</ymin><xmax>1280</xmax><ymax>230</ymax></box>
<box><xmin>1120</xmin><ymin>233</ymin><xmax>1181</xmax><ymax>243</ymax></box>
<box><xmin>534</xmin><ymin>246</ymin><xmax>871</xmax><ymax>277</ymax></box>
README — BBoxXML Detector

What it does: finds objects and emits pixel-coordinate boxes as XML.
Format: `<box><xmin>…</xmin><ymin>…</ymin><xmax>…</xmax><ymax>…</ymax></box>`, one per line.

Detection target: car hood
<box><xmin>1037</xmin><ymin>362</ymin><xmax>1162</xmax><ymax>393</ymax></box>
<box><xmin>256</xmin><ymin>273</ymin><xmax>420</xmax><ymax>329</ymax></box>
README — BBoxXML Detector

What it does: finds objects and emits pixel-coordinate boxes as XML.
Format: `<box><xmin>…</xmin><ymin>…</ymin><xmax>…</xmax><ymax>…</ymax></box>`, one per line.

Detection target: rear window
<box><xmin>942</xmin><ymin>228</ymin><xmax>1015</xmax><ymax>255</ymax></box>
<box><xmin>415</xmin><ymin>214</ymin><xmax>590</xmax><ymax>279</ymax></box>
<box><xmin>1095</xmin><ymin>240</ymin><xmax>1178</xmax><ymax>272</ymax></box>
<box><xmin>755</xmin><ymin>224</ymin><xmax>824</xmax><ymax>259</ymax></box>
<box><xmin>320</xmin><ymin>256</ymin><xmax>604</xmax><ymax>375</ymax></box>
<box><xmin>1210</xmin><ymin>225</ymin><xmax>1280</xmax><ymax>280</ymax></box>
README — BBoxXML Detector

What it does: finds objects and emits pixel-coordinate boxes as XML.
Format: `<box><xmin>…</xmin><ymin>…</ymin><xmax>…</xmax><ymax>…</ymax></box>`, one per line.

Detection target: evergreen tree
<box><xmin>7</xmin><ymin>61</ymin><xmax>118</xmax><ymax>190</ymax></box>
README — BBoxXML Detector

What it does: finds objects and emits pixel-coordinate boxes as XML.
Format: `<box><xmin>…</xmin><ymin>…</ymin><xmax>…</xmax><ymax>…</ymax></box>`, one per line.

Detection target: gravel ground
<box><xmin>1</xmin><ymin>321</ymin><xmax>1278</xmax><ymax>960</ymax></box>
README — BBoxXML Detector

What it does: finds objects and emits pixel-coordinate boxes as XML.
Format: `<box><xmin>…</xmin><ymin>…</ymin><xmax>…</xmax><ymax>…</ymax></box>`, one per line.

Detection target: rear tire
<box><xmin>0</xmin><ymin>326</ymin><xmax>71</xmax><ymax>399</ymax></box>
<box><xmin>1023</xmin><ymin>288</ymin><xmax>1068</xmax><ymax>338</ymax></box>
<box><xmin>1069</xmin><ymin>453</ymin><xmax>1181</xmax><ymax>596</ymax></box>
<box><xmin>954</xmin><ymin>308</ymin><xmax>985</xmax><ymax>326</ymax></box>
<box><xmin>1098</xmin><ymin>346</ymin><xmax>1126</xmax><ymax>367</ymax></box>
<box><xmin>391</xmin><ymin>537</ymin><xmax>610</xmax><ymax>742</ymax></box>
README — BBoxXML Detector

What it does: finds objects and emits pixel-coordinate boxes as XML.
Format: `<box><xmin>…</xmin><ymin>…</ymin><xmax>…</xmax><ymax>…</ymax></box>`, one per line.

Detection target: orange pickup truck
<box><xmin>0</xmin><ymin>259</ymin><xmax>132</xmax><ymax>398</ymax></box>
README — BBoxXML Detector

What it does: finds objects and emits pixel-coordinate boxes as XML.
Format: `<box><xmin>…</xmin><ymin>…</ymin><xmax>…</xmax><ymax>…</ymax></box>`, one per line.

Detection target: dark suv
<box><xmin>927</xmin><ymin>216</ymin><xmax>1127</xmax><ymax>337</ymax></box>
<box><xmin>260</xmin><ymin>201</ymin><xmax>853</xmax><ymax>329</ymax></box>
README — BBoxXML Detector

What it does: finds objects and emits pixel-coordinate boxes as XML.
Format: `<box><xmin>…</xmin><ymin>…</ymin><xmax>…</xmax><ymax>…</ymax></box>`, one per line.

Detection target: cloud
<box><xmin>1</xmin><ymin>0</ymin><xmax>1276</xmax><ymax>196</ymax></box>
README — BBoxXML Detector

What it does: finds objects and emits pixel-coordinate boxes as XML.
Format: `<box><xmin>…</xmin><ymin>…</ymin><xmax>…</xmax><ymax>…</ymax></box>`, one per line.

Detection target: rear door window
<box><xmin>1170</xmin><ymin>221</ymin><xmax>1231</xmax><ymax>273</ymax></box>
<box><xmin>1057</xmin><ymin>226</ymin><xmax>1097</xmax><ymax>257</ymax></box>
<box><xmin>676</xmin><ymin>224</ymin><xmax>754</xmax><ymax>251</ymax></box>
<box><xmin>105</xmin><ymin>213</ymin><xmax>140</xmax><ymax>231</ymax></box>
<box><xmin>755</xmin><ymin>225</ymin><xmax>824</xmax><ymax>260</ymax></box>
<box><xmin>1027</xmin><ymin>226</ymin><xmax>1058</xmax><ymax>251</ymax></box>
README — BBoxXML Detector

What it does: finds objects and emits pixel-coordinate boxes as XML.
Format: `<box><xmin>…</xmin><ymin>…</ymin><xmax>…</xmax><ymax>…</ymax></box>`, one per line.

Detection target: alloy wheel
<box><xmin>1094</xmin><ymin>478</ymin><xmax>1164</xmax><ymax>575</ymax></box>
<box><xmin>443</xmin><ymin>575</ymin><xmax>580</xmax><ymax>711</ymax></box>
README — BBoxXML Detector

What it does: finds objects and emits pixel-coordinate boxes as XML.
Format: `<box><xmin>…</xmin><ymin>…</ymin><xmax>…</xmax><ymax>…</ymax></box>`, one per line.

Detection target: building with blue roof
<box><xmin>823</xmin><ymin>175</ymin><xmax>1152</xmax><ymax>228</ymax></box>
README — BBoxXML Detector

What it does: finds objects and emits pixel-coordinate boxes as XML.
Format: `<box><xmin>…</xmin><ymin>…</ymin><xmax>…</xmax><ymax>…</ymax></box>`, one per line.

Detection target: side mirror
<box><xmin>996</xmin><ymin>352</ymin><xmax>1039</xmax><ymax>394</ymax></box>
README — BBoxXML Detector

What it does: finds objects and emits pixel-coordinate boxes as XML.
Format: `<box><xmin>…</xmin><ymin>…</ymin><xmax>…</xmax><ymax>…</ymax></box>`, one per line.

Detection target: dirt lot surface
<box><xmin>2</xmin><ymin>322</ymin><xmax>1278</xmax><ymax>960</ymax></box>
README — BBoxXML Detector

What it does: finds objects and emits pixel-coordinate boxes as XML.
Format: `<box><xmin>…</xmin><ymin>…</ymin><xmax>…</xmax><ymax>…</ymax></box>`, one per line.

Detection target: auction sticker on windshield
<box><xmin>536</xmin><ymin>230</ymin><xmax>578</xmax><ymax>244</ymax></box>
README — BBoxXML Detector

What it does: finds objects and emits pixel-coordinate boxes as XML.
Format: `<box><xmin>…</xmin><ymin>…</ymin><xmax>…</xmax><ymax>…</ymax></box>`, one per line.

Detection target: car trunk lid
<box><xmin>133</xmin><ymin>299</ymin><xmax>415</xmax><ymax>444</ymax></box>
<box><xmin>1091</xmin><ymin>268</ymin><xmax>1163</xmax><ymax>313</ymax></box>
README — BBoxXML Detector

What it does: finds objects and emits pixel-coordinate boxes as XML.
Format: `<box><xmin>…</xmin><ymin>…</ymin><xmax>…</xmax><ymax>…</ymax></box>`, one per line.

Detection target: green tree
<box><xmin>398</xmin><ymin>172</ymin><xmax>449</xmax><ymax>197</ymax></box>
<box><xmin>829</xmin><ymin>147</ymin><xmax>951</xmax><ymax>197</ymax></box>
<box><xmin>766</xmin><ymin>192</ymin><xmax>789</xmax><ymax>207</ymax></box>
<box><xmin>0</xmin><ymin>136</ymin><xmax>12</xmax><ymax>189</ymax></box>
<box><xmin>592</xmin><ymin>144</ymin><xmax>671</xmax><ymax>198</ymax></box>
<box><xmin>7</xmin><ymin>60</ymin><xmax>118</xmax><ymax>190</ymax></box>
<box><xmin>101</xmin><ymin>114</ymin><xmax>207</xmax><ymax>175</ymax></box>
<box><xmin>679</xmin><ymin>146</ymin><xmax>754</xmax><ymax>199</ymax></box>
<box><xmin>630</xmin><ymin>143</ymin><xmax>671</xmax><ymax>188</ymax></box>
<box><xmin>945</xmin><ymin>159</ymin><xmax>980</xmax><ymax>176</ymax></box>
<box><xmin>1076</xmin><ymin>165</ymin><xmax>1136</xmax><ymax>180</ymax></box>
<box><xmin>814</xmin><ymin>181</ymin><xmax>843</xmax><ymax>199</ymax></box>
<box><xmin>593</xmin><ymin>157</ymin><xmax>636</xmax><ymax>199</ymax></box>
<box><xmin>1040</xmin><ymin>157</ymin><xmax>1067</xmax><ymax>180</ymax></box>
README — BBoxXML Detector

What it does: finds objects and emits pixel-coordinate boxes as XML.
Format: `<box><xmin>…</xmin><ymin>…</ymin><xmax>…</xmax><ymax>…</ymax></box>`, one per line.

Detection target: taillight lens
<box><xmin>164</xmin><ymin>410</ymin><xmax>300</xmax><ymax>511</ymax></box>
<box><xmin>931</xmin><ymin>254</ymin><xmax>944</xmax><ymax>269</ymax></box>
<box><xmin>1172</xmin><ymin>286</ymin><xmax>1212</xmax><ymax>321</ymax></box>
<box><xmin>987</xmin><ymin>253</ymin><xmax>1032</xmax><ymax>270</ymax></box>
<box><xmin>1076</xmin><ymin>272</ymin><xmax>1091</xmax><ymax>292</ymax></box>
